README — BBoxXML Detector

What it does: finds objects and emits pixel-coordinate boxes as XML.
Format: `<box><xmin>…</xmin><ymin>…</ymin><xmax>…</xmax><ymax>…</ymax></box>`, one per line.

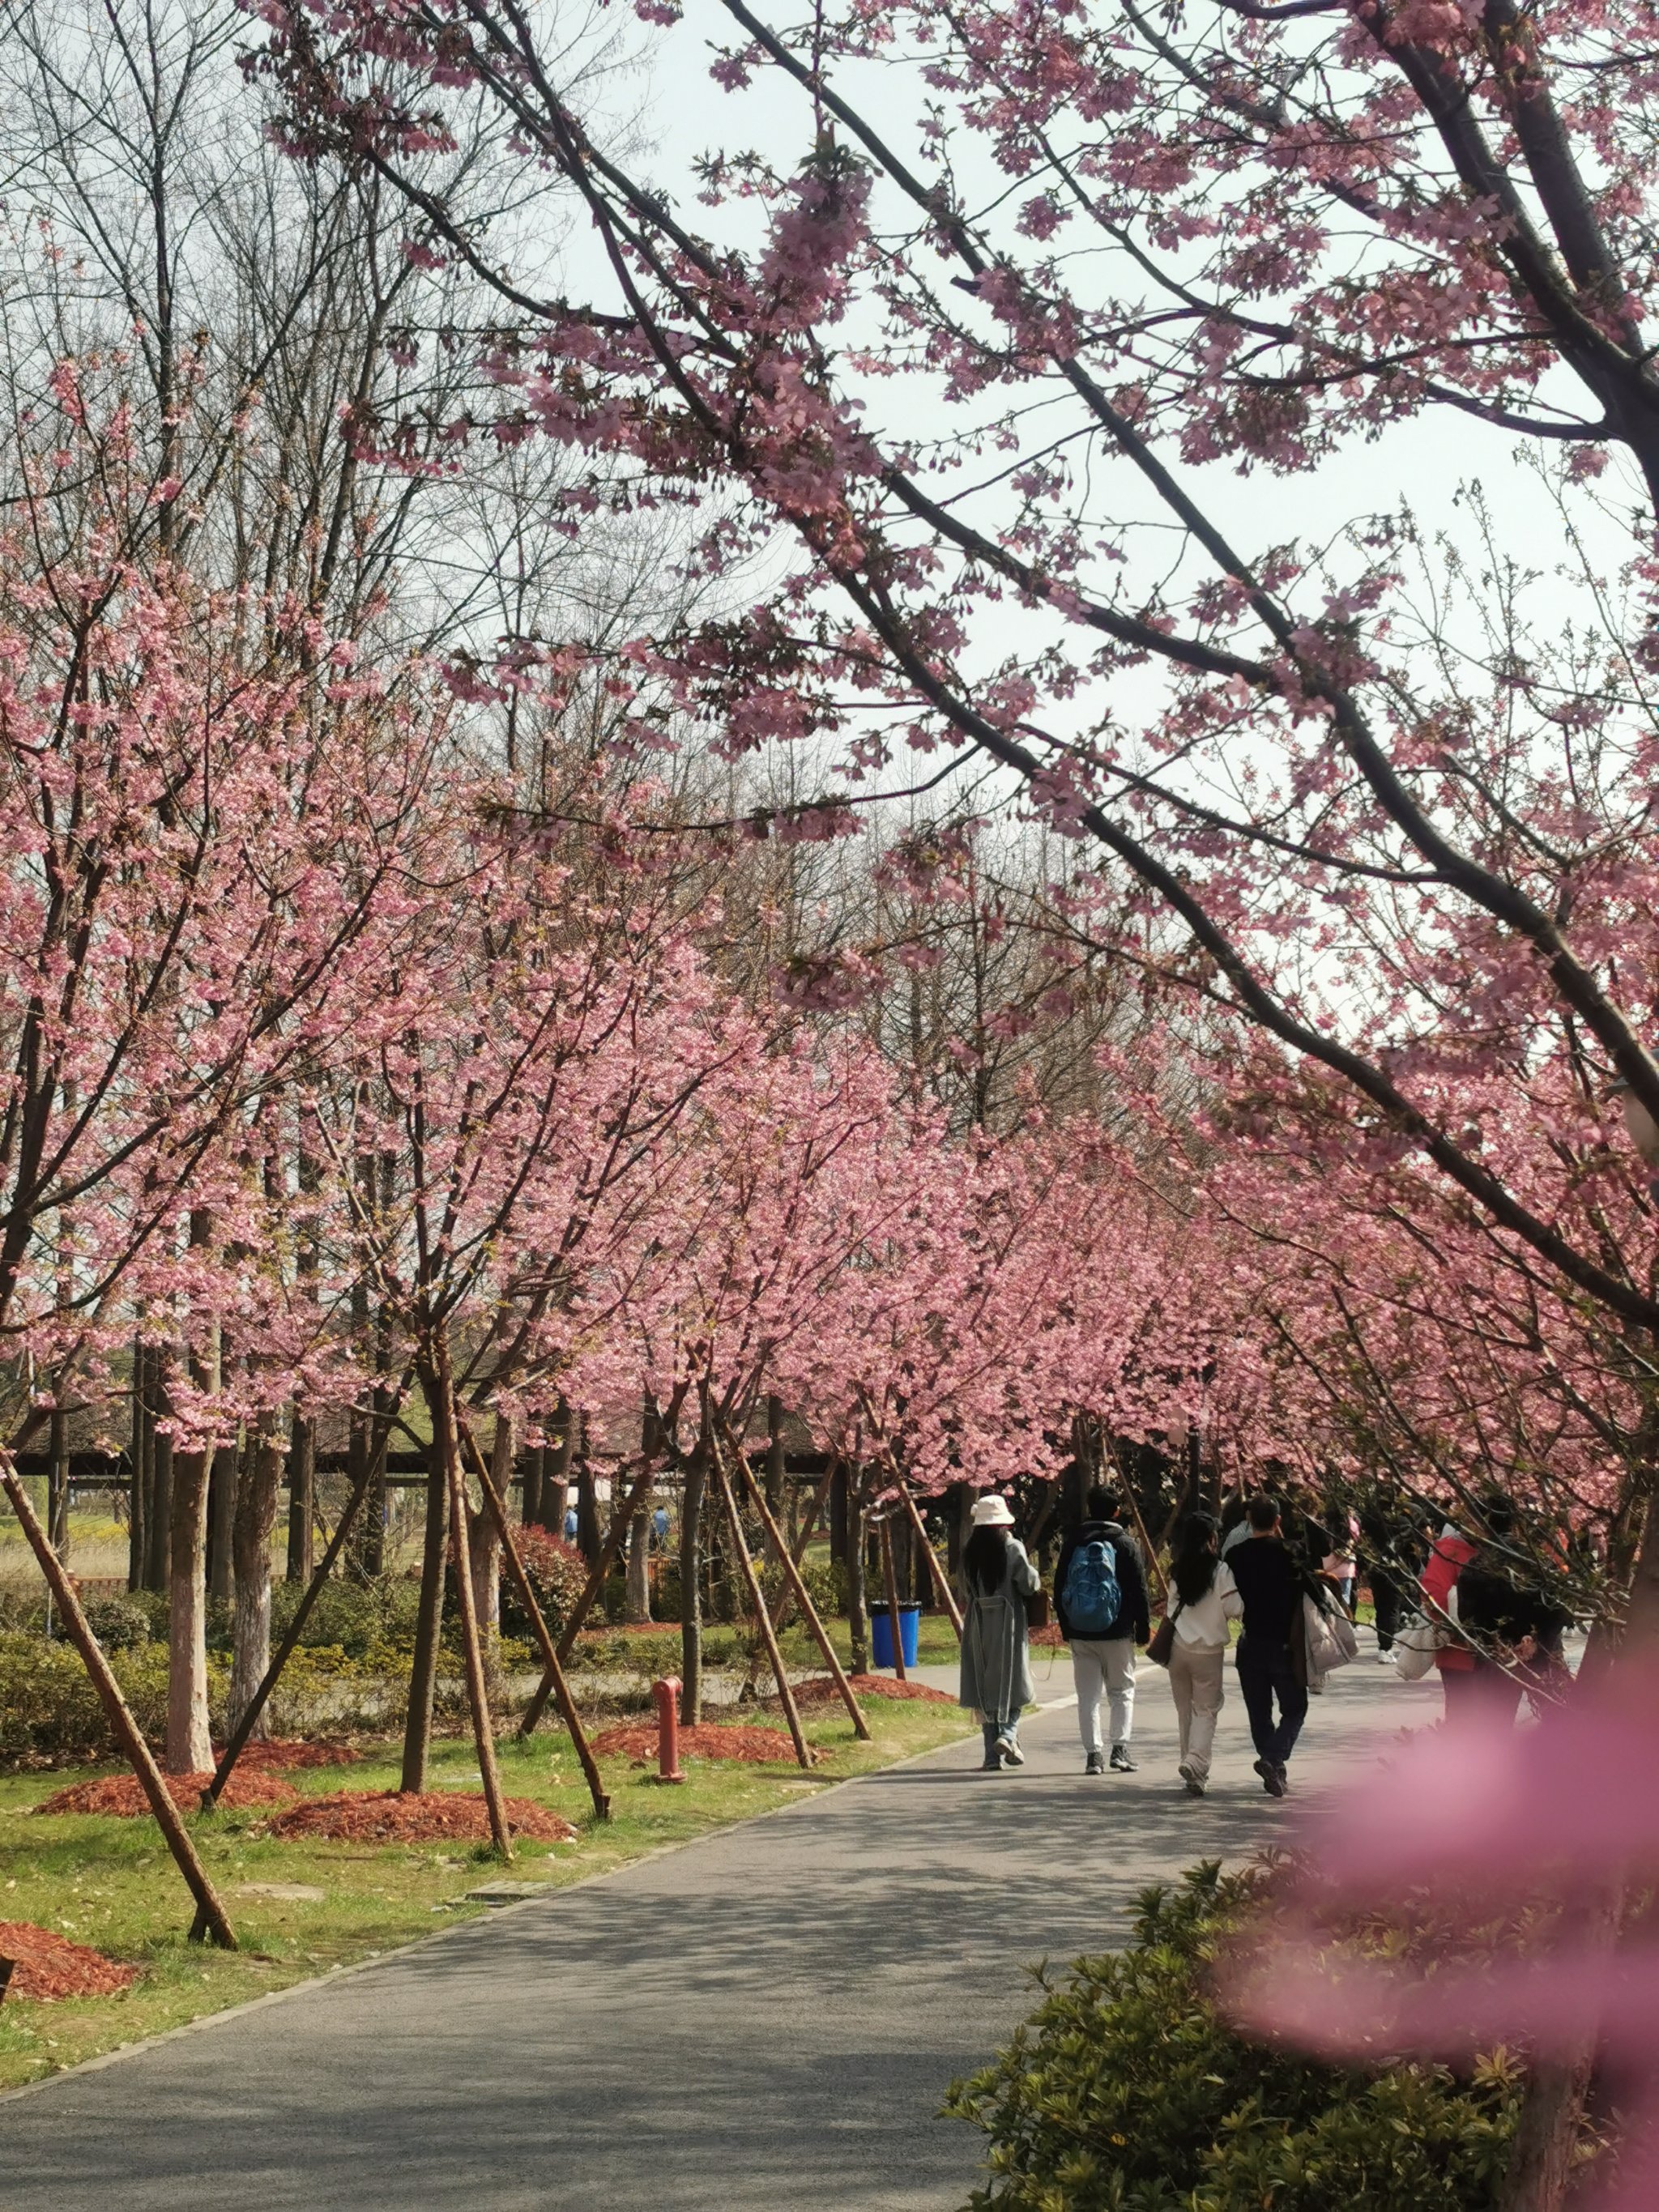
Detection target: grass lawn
<box><xmin>0</xmin><ymin>1694</ymin><xmax>973</xmax><ymax>2091</ymax></box>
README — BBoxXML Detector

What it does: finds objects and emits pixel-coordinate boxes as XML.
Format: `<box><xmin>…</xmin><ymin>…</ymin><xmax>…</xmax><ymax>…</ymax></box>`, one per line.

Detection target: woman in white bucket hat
<box><xmin>959</xmin><ymin>1494</ymin><xmax>1039</xmax><ymax>1768</ymax></box>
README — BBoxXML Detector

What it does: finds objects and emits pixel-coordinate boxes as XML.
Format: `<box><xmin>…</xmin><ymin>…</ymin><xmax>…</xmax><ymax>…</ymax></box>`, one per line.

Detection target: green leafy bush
<box><xmin>0</xmin><ymin>1631</ymin><xmax>229</xmax><ymax>1765</ymax></box>
<box><xmin>800</xmin><ymin>1554</ymin><xmax>847</xmax><ymax>1621</ymax></box>
<box><xmin>80</xmin><ymin>1592</ymin><xmax>154</xmax><ymax>1652</ymax></box>
<box><xmin>945</xmin><ymin>1861</ymin><xmax>1520</xmax><ymax>2212</ymax></box>
<box><xmin>269</xmin><ymin>1571</ymin><xmax>423</xmax><ymax>1658</ymax></box>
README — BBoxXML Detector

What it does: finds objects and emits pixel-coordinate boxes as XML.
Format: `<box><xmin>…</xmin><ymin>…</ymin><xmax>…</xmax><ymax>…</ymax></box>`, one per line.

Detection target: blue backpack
<box><xmin>1062</xmin><ymin>1536</ymin><xmax>1123</xmax><ymax>1637</ymax></box>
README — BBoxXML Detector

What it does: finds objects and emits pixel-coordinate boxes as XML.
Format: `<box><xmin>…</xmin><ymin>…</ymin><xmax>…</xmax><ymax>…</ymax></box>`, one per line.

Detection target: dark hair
<box><xmin>1219</xmin><ymin>1491</ymin><xmax>1252</xmax><ymax>1535</ymax></box>
<box><xmin>964</xmin><ymin>1525</ymin><xmax>1010</xmax><ymax>1596</ymax></box>
<box><xmin>1479</xmin><ymin>1492</ymin><xmax>1516</xmax><ymax>1540</ymax></box>
<box><xmin>1247</xmin><ymin>1494</ymin><xmax>1282</xmax><ymax>1533</ymax></box>
<box><xmin>1086</xmin><ymin>1485</ymin><xmax>1121</xmax><ymax>1521</ymax></box>
<box><xmin>1172</xmin><ymin>1513</ymin><xmax>1220</xmax><ymax>1605</ymax></box>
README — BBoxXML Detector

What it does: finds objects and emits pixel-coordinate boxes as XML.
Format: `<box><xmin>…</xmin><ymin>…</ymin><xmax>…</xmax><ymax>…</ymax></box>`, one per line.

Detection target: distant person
<box><xmin>1219</xmin><ymin>1491</ymin><xmax>1254</xmax><ymax>1559</ymax></box>
<box><xmin>1163</xmin><ymin>1513</ymin><xmax>1241</xmax><ymax>1797</ymax></box>
<box><xmin>1448</xmin><ymin>1496</ymin><xmax>1572</xmax><ymax>1728</ymax></box>
<box><xmin>1421</xmin><ymin>1514</ymin><xmax>1478</xmax><ymax>1720</ymax></box>
<box><xmin>958</xmin><ymin>1494</ymin><xmax>1039</xmax><ymax>1770</ymax></box>
<box><xmin>1322</xmin><ymin>1502</ymin><xmax>1358</xmax><ymax>1613</ymax></box>
<box><xmin>1215</xmin><ymin>1495</ymin><xmax>1308</xmax><ymax>1798</ymax></box>
<box><xmin>1359</xmin><ymin>1495</ymin><xmax>1427</xmax><ymax>1663</ymax></box>
<box><xmin>1053</xmin><ymin>1485</ymin><xmax>1151</xmax><ymax>1775</ymax></box>
<box><xmin>563</xmin><ymin>1504</ymin><xmax>580</xmax><ymax>1544</ymax></box>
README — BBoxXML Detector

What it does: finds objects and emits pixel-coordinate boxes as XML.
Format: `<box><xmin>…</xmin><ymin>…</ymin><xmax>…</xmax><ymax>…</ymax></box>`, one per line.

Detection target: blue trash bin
<box><xmin>871</xmin><ymin>1604</ymin><xmax>922</xmax><ymax>1670</ymax></box>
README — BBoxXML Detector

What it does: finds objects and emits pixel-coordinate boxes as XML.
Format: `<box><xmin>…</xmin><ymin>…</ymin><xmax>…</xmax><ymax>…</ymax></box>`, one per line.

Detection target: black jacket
<box><xmin>1053</xmin><ymin>1519</ymin><xmax>1151</xmax><ymax>1646</ymax></box>
<box><xmin>1226</xmin><ymin>1534</ymin><xmax>1303</xmax><ymax>1647</ymax></box>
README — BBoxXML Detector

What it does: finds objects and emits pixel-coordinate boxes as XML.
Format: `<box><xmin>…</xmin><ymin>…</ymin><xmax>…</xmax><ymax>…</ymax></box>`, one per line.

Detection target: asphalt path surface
<box><xmin>1</xmin><ymin>1640</ymin><xmax>1418</xmax><ymax>2211</ymax></box>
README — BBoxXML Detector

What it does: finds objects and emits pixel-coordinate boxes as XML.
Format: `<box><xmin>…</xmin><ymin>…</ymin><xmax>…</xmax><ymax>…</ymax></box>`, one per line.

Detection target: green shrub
<box><xmin>800</xmin><ymin>1554</ymin><xmax>847</xmax><ymax>1620</ymax></box>
<box><xmin>0</xmin><ymin>1631</ymin><xmax>229</xmax><ymax>1765</ymax></box>
<box><xmin>270</xmin><ymin>1571</ymin><xmax>422</xmax><ymax>1658</ymax></box>
<box><xmin>80</xmin><ymin>1592</ymin><xmax>153</xmax><ymax>1652</ymax></box>
<box><xmin>945</xmin><ymin>1861</ymin><xmax>1520</xmax><ymax>2212</ymax></box>
<box><xmin>500</xmin><ymin>1528</ymin><xmax>588</xmax><ymax>1639</ymax></box>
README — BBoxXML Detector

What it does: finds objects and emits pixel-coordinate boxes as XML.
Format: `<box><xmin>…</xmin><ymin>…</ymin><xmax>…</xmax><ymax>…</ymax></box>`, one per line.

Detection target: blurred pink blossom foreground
<box><xmin>1225</xmin><ymin>1667</ymin><xmax>1659</xmax><ymax>2210</ymax></box>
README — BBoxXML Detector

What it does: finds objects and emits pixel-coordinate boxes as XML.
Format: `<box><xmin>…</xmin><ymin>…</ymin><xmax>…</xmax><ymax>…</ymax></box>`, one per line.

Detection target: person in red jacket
<box><xmin>1420</xmin><ymin>1519</ymin><xmax>1477</xmax><ymax>1723</ymax></box>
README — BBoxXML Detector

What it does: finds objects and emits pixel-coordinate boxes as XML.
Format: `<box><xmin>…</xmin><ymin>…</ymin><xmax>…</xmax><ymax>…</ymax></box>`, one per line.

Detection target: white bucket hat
<box><xmin>970</xmin><ymin>1494</ymin><xmax>1015</xmax><ymax>1529</ymax></box>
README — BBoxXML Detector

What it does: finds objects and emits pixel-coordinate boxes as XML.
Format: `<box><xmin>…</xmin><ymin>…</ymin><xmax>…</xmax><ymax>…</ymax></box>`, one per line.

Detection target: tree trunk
<box><xmin>830</xmin><ymin>1458</ymin><xmax>849</xmax><ymax>1566</ymax></box>
<box><xmin>229</xmin><ymin>1420</ymin><xmax>284</xmax><ymax>1740</ymax></box>
<box><xmin>848</xmin><ymin>1481</ymin><xmax>871</xmax><ymax>1675</ymax></box>
<box><xmin>429</xmin><ymin>1357</ymin><xmax>510</xmax><ymax>1858</ymax></box>
<box><xmin>577</xmin><ymin>1449</ymin><xmax>599</xmax><ymax>1563</ymax></box>
<box><xmin>48</xmin><ymin>1404</ymin><xmax>69</xmax><ymax>1559</ymax></box>
<box><xmin>400</xmin><ymin>1417</ymin><xmax>450</xmax><ymax>1794</ymax></box>
<box><xmin>465</xmin><ymin>1415</ymin><xmax>508</xmax><ymax>1694</ymax></box>
<box><xmin>625</xmin><ymin>1494</ymin><xmax>653</xmax><ymax>1623</ymax></box>
<box><xmin>766</xmin><ymin>1395</ymin><xmax>786</xmax><ymax>1517</ymax></box>
<box><xmin>680</xmin><ymin>1443</ymin><xmax>706</xmax><ymax>1723</ymax></box>
<box><xmin>146</xmin><ymin>1407</ymin><xmax>173</xmax><ymax>1596</ymax></box>
<box><xmin>520</xmin><ymin>1443</ymin><xmax>544</xmax><ymax>1529</ymax></box>
<box><xmin>128</xmin><ymin>1338</ymin><xmax>148</xmax><ymax>1592</ymax></box>
<box><xmin>166</xmin><ymin>1439</ymin><xmax>214</xmax><ymax>1774</ymax></box>
<box><xmin>206</xmin><ymin>1442</ymin><xmax>236</xmax><ymax>1605</ymax></box>
<box><xmin>285</xmin><ymin>1410</ymin><xmax>315</xmax><ymax>1583</ymax></box>
<box><xmin>541</xmin><ymin>1397</ymin><xmax>575</xmax><ymax>1533</ymax></box>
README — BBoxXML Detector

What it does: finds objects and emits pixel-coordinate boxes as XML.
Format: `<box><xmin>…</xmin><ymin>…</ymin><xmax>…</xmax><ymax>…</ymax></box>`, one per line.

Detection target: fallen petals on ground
<box><xmin>0</xmin><ymin>1921</ymin><xmax>139</xmax><ymax>2001</ymax></box>
<box><xmin>258</xmin><ymin>1789</ymin><xmax>578</xmax><ymax>1843</ymax></box>
<box><xmin>591</xmin><ymin>1721</ymin><xmax>804</xmax><ymax>1763</ymax></box>
<box><xmin>32</xmin><ymin>1771</ymin><xmax>298</xmax><ymax>1818</ymax></box>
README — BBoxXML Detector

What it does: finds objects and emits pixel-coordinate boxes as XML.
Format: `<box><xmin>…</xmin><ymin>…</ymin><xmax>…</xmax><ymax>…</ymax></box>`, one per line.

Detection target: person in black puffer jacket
<box><xmin>1053</xmin><ymin>1486</ymin><xmax>1152</xmax><ymax>1776</ymax></box>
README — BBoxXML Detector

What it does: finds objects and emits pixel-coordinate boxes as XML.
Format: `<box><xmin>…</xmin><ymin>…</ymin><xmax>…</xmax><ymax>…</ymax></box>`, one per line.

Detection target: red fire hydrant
<box><xmin>652</xmin><ymin>1676</ymin><xmax>685</xmax><ymax>1784</ymax></box>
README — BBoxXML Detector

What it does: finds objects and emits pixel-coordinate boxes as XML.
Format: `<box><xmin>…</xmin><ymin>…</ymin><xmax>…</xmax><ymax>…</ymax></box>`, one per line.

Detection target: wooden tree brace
<box><xmin>0</xmin><ymin>1451</ymin><xmax>237</xmax><ymax>1949</ymax></box>
<box><xmin>457</xmin><ymin>1413</ymin><xmax>612</xmax><ymax>1820</ymax></box>
<box><xmin>896</xmin><ymin>1482</ymin><xmax>964</xmax><ymax>1637</ymax></box>
<box><xmin>709</xmin><ymin>1434</ymin><xmax>812</xmax><ymax>1769</ymax></box>
<box><xmin>432</xmin><ymin>1357</ymin><xmax>513</xmax><ymax>1860</ymax></box>
<box><xmin>721</xmin><ymin>1420</ymin><xmax>870</xmax><ymax>1742</ymax></box>
<box><xmin>517</xmin><ymin>1450</ymin><xmax>659</xmax><ymax>1740</ymax></box>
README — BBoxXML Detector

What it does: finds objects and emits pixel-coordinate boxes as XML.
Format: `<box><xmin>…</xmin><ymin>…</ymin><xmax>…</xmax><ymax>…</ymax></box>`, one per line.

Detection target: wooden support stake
<box><xmin>710</xmin><ymin>1437</ymin><xmax>812</xmax><ymax>1770</ymax></box>
<box><xmin>738</xmin><ymin>1455</ymin><xmax>837</xmax><ymax>1696</ymax></box>
<box><xmin>433</xmin><ymin>1360</ymin><xmax>512</xmax><ymax>1860</ymax></box>
<box><xmin>0</xmin><ymin>1451</ymin><xmax>237</xmax><ymax>1948</ymax></box>
<box><xmin>897</xmin><ymin>1484</ymin><xmax>963</xmax><ymax>1637</ymax></box>
<box><xmin>518</xmin><ymin>1451</ymin><xmax>659</xmax><ymax>1740</ymax></box>
<box><xmin>457</xmin><ymin>1414</ymin><xmax>611</xmax><ymax>1821</ymax></box>
<box><xmin>725</xmin><ymin>1426</ymin><xmax>869</xmax><ymax>1742</ymax></box>
<box><xmin>878</xmin><ymin>1515</ymin><xmax>908</xmax><ymax>1682</ymax></box>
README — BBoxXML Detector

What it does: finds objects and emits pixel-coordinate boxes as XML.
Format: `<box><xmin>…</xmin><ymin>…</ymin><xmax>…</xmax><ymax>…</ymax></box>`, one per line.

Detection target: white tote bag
<box><xmin>1392</xmin><ymin>1611</ymin><xmax>1445</xmax><ymax>1682</ymax></box>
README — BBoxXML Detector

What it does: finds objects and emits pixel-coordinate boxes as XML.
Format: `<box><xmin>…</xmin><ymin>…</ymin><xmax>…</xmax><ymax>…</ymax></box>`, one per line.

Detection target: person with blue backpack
<box><xmin>1053</xmin><ymin>1485</ymin><xmax>1152</xmax><ymax>1775</ymax></box>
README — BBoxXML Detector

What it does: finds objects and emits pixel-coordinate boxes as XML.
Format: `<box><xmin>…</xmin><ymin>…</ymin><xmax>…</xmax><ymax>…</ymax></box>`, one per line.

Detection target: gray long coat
<box><xmin>958</xmin><ymin>1536</ymin><xmax>1040</xmax><ymax>1721</ymax></box>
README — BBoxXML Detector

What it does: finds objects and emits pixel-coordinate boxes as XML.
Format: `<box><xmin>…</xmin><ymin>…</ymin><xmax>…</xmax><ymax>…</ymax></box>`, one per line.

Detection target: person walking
<box><xmin>1217</xmin><ymin>1494</ymin><xmax>1308</xmax><ymax>1798</ymax></box>
<box><xmin>1421</xmin><ymin>1515</ymin><xmax>1478</xmax><ymax>1721</ymax></box>
<box><xmin>958</xmin><ymin>1494</ymin><xmax>1039</xmax><ymax>1769</ymax></box>
<box><xmin>1358</xmin><ymin>1494</ymin><xmax>1427</xmax><ymax>1663</ymax></box>
<box><xmin>1445</xmin><ymin>1496</ymin><xmax>1572</xmax><ymax>1729</ymax></box>
<box><xmin>1162</xmin><ymin>1512</ymin><xmax>1241</xmax><ymax>1797</ymax></box>
<box><xmin>1053</xmin><ymin>1484</ymin><xmax>1151</xmax><ymax>1775</ymax></box>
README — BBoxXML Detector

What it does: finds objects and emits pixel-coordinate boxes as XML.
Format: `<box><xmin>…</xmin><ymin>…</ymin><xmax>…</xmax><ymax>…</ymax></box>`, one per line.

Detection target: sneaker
<box><xmin>1109</xmin><ymin>1744</ymin><xmax>1137</xmax><ymax>1773</ymax></box>
<box><xmin>1085</xmin><ymin>1750</ymin><xmax>1106</xmax><ymax>1775</ymax></box>
<box><xmin>1376</xmin><ymin>1650</ymin><xmax>1395</xmax><ymax>1664</ymax></box>
<box><xmin>1254</xmin><ymin>1756</ymin><xmax>1286</xmax><ymax>1798</ymax></box>
<box><xmin>1183</xmin><ymin>1775</ymin><xmax>1206</xmax><ymax>1797</ymax></box>
<box><xmin>1000</xmin><ymin>1740</ymin><xmax>1026</xmax><ymax>1767</ymax></box>
<box><xmin>1275</xmin><ymin>1762</ymin><xmax>1290</xmax><ymax>1794</ymax></box>
<box><xmin>980</xmin><ymin>1755</ymin><xmax>1001</xmax><ymax>1771</ymax></box>
<box><xmin>1177</xmin><ymin>1759</ymin><xmax>1204</xmax><ymax>1791</ymax></box>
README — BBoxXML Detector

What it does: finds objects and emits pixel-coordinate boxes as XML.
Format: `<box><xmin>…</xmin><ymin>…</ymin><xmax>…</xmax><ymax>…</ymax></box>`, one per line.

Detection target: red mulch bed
<box><xmin>258</xmin><ymin>1790</ymin><xmax>577</xmax><ymax>1844</ymax></box>
<box><xmin>33</xmin><ymin>1771</ymin><xmax>298</xmax><ymax>1818</ymax></box>
<box><xmin>220</xmin><ymin>1739</ymin><xmax>360</xmax><ymax>1772</ymax></box>
<box><xmin>788</xmin><ymin>1673</ymin><xmax>954</xmax><ymax>1707</ymax></box>
<box><xmin>591</xmin><ymin>1721</ymin><xmax>806</xmax><ymax>1764</ymax></box>
<box><xmin>0</xmin><ymin>1922</ymin><xmax>138</xmax><ymax>2002</ymax></box>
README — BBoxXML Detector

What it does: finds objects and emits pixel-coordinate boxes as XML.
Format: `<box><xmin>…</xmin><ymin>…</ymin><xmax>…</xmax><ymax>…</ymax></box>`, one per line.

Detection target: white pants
<box><xmin>1073</xmin><ymin>1638</ymin><xmax>1137</xmax><ymax>1751</ymax></box>
<box><xmin>1167</xmin><ymin>1639</ymin><xmax>1226</xmax><ymax>1780</ymax></box>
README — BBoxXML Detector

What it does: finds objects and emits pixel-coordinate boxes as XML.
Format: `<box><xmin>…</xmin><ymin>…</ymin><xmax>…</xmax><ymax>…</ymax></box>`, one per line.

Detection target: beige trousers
<box><xmin>1168</xmin><ymin>1639</ymin><xmax>1226</xmax><ymax>1779</ymax></box>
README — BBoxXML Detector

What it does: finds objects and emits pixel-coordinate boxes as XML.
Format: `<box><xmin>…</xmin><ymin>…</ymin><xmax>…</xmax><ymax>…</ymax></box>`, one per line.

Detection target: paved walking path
<box><xmin>2</xmin><ymin>1643</ymin><xmax>1421</xmax><ymax>2211</ymax></box>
